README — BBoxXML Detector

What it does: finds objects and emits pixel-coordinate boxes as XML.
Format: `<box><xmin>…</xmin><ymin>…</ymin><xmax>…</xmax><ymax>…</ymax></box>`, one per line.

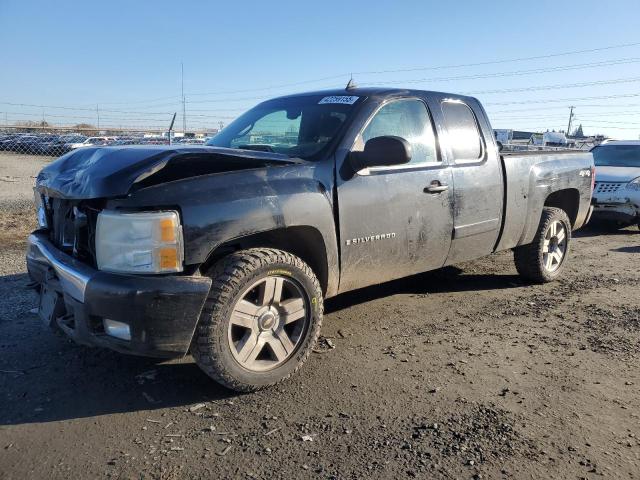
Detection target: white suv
<box><xmin>592</xmin><ymin>140</ymin><xmax>640</xmax><ymax>229</ymax></box>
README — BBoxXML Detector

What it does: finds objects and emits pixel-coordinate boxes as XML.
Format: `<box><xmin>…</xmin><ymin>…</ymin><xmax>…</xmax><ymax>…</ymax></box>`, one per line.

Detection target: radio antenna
<box><xmin>346</xmin><ymin>74</ymin><xmax>357</xmax><ymax>90</ymax></box>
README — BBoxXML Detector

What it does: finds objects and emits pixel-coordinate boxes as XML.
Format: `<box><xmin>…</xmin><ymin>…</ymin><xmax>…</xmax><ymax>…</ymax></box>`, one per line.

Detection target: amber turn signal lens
<box><xmin>160</xmin><ymin>218</ymin><xmax>176</xmax><ymax>242</ymax></box>
<box><xmin>159</xmin><ymin>247</ymin><xmax>178</xmax><ymax>270</ymax></box>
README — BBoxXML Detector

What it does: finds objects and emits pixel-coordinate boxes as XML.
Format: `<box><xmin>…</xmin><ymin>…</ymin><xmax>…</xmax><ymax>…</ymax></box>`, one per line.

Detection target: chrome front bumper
<box><xmin>26</xmin><ymin>232</ymin><xmax>94</xmax><ymax>302</ymax></box>
<box><xmin>25</xmin><ymin>231</ymin><xmax>212</xmax><ymax>358</ymax></box>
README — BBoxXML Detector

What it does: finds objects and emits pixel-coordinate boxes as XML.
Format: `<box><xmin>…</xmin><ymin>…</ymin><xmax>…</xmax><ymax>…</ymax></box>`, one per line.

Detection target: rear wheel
<box><xmin>514</xmin><ymin>207</ymin><xmax>571</xmax><ymax>283</ymax></box>
<box><xmin>192</xmin><ymin>248</ymin><xmax>323</xmax><ymax>392</ymax></box>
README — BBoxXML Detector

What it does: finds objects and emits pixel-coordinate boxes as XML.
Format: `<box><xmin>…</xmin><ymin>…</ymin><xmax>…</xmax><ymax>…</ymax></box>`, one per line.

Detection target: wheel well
<box><xmin>544</xmin><ymin>189</ymin><xmax>580</xmax><ymax>226</ymax></box>
<box><xmin>200</xmin><ymin>227</ymin><xmax>329</xmax><ymax>294</ymax></box>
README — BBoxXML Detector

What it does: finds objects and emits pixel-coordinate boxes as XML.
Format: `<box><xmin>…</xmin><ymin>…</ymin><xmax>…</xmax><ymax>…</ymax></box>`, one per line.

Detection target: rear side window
<box><xmin>441</xmin><ymin>101</ymin><xmax>483</xmax><ymax>161</ymax></box>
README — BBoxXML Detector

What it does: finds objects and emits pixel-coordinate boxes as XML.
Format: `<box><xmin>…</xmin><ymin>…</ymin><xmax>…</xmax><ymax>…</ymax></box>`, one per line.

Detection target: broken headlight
<box><xmin>33</xmin><ymin>189</ymin><xmax>48</xmax><ymax>228</ymax></box>
<box><xmin>95</xmin><ymin>210</ymin><xmax>184</xmax><ymax>274</ymax></box>
<box><xmin>627</xmin><ymin>177</ymin><xmax>640</xmax><ymax>191</ymax></box>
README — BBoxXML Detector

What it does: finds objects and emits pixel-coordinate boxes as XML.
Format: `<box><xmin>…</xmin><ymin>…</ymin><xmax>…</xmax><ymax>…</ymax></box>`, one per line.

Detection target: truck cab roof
<box><xmin>266</xmin><ymin>86</ymin><xmax>479</xmax><ymax>103</ymax></box>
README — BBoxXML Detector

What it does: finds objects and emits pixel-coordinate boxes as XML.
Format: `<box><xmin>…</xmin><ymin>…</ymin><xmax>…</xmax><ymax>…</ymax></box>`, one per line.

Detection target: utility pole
<box><xmin>566</xmin><ymin>106</ymin><xmax>574</xmax><ymax>136</ymax></box>
<box><xmin>181</xmin><ymin>62</ymin><xmax>186</xmax><ymax>133</ymax></box>
<box><xmin>96</xmin><ymin>104</ymin><xmax>100</xmax><ymax>130</ymax></box>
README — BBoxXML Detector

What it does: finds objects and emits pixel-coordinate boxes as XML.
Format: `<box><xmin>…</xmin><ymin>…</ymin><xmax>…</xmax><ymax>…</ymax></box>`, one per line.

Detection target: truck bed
<box><xmin>496</xmin><ymin>150</ymin><xmax>593</xmax><ymax>252</ymax></box>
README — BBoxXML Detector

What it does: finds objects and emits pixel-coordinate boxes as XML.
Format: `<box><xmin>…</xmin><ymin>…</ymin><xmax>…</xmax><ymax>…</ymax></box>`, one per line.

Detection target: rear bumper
<box><xmin>26</xmin><ymin>231</ymin><xmax>212</xmax><ymax>358</ymax></box>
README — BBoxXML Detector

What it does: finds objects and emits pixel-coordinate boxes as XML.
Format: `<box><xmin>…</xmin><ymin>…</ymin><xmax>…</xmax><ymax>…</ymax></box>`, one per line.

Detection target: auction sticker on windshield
<box><xmin>318</xmin><ymin>96</ymin><xmax>359</xmax><ymax>105</ymax></box>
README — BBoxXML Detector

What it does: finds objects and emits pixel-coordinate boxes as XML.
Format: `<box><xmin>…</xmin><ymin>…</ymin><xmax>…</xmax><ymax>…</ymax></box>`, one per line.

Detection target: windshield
<box><xmin>593</xmin><ymin>145</ymin><xmax>640</xmax><ymax>167</ymax></box>
<box><xmin>206</xmin><ymin>94</ymin><xmax>361</xmax><ymax>159</ymax></box>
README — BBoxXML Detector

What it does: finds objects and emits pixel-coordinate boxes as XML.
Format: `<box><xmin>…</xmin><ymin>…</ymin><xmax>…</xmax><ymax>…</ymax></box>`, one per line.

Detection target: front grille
<box><xmin>45</xmin><ymin>198</ymin><xmax>98</xmax><ymax>266</ymax></box>
<box><xmin>594</xmin><ymin>181</ymin><xmax>625</xmax><ymax>194</ymax></box>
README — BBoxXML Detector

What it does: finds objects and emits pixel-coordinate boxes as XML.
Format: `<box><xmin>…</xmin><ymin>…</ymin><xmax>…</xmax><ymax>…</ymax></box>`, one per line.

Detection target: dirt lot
<box><xmin>0</xmin><ymin>153</ymin><xmax>639</xmax><ymax>479</ymax></box>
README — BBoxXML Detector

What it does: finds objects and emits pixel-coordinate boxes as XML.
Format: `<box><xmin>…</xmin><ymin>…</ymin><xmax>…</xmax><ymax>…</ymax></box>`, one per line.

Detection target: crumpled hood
<box><xmin>36</xmin><ymin>145</ymin><xmax>302</xmax><ymax>199</ymax></box>
<box><xmin>595</xmin><ymin>165</ymin><xmax>640</xmax><ymax>183</ymax></box>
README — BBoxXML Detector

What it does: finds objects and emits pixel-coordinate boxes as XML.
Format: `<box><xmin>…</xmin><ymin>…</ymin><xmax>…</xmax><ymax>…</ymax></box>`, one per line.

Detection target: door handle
<box><xmin>424</xmin><ymin>181</ymin><xmax>448</xmax><ymax>194</ymax></box>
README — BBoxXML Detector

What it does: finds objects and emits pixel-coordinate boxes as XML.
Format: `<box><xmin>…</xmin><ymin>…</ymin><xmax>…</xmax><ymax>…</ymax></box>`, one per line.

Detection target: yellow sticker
<box><xmin>267</xmin><ymin>269</ymin><xmax>292</xmax><ymax>276</ymax></box>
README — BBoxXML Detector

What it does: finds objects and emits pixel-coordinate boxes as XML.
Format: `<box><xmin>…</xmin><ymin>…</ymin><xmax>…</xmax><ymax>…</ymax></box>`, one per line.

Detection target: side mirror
<box><xmin>352</xmin><ymin>135</ymin><xmax>412</xmax><ymax>170</ymax></box>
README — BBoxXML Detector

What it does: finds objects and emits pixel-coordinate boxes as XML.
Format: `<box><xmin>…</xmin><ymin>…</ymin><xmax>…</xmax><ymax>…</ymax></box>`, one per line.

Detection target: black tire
<box><xmin>192</xmin><ymin>248</ymin><xmax>323</xmax><ymax>392</ymax></box>
<box><xmin>514</xmin><ymin>207</ymin><xmax>572</xmax><ymax>283</ymax></box>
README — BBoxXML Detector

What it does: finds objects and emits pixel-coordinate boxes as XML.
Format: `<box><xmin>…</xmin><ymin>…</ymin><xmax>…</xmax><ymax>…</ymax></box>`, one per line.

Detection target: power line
<box><xmin>184</xmin><ymin>40</ymin><xmax>640</xmax><ymax>98</ymax></box>
<box><xmin>96</xmin><ymin>95</ymin><xmax>182</xmax><ymax>106</ymax></box>
<box><xmin>578</xmin><ymin>125</ymin><xmax>640</xmax><ymax>130</ymax></box>
<box><xmin>485</xmin><ymin>92</ymin><xmax>640</xmax><ymax>106</ymax></box>
<box><xmin>185</xmin><ymin>76</ymin><xmax>640</xmax><ymax>105</ymax></box>
<box><xmin>490</xmin><ymin>111</ymin><xmax>640</xmax><ymax>120</ymax></box>
<box><xmin>186</xmin><ymin>73</ymin><xmax>349</xmax><ymax>97</ymax></box>
<box><xmin>467</xmin><ymin>76</ymin><xmax>640</xmax><ymax>95</ymax></box>
<box><xmin>0</xmin><ymin>102</ymin><xmax>175</xmax><ymax>115</ymax></box>
<box><xmin>4</xmin><ymin>40</ymin><xmax>638</xmax><ymax>115</ymax></box>
<box><xmin>488</xmin><ymin>103</ymin><xmax>640</xmax><ymax>114</ymax></box>
<box><xmin>359</xmin><ymin>57</ymin><xmax>640</xmax><ymax>86</ymax></box>
<box><xmin>351</xmin><ymin>41</ymin><xmax>640</xmax><ymax>75</ymax></box>
<box><xmin>578</xmin><ymin>118</ymin><xmax>640</xmax><ymax>125</ymax></box>
<box><xmin>6</xmin><ymin>41</ymin><xmax>640</xmax><ymax>112</ymax></box>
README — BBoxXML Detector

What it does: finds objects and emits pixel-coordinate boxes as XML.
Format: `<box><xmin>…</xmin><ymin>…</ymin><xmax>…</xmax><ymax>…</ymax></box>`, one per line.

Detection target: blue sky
<box><xmin>1</xmin><ymin>0</ymin><xmax>640</xmax><ymax>137</ymax></box>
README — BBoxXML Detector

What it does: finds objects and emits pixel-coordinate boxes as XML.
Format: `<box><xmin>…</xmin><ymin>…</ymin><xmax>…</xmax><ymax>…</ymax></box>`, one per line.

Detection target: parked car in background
<box><xmin>40</xmin><ymin>135</ymin><xmax>87</xmax><ymax>156</ymax></box>
<box><xmin>138</xmin><ymin>137</ymin><xmax>168</xmax><ymax>145</ymax></box>
<box><xmin>32</xmin><ymin>135</ymin><xmax>62</xmax><ymax>155</ymax></box>
<box><xmin>0</xmin><ymin>134</ymin><xmax>22</xmax><ymax>150</ymax></box>
<box><xmin>591</xmin><ymin>140</ymin><xmax>640</xmax><ymax>230</ymax></box>
<box><xmin>9</xmin><ymin>134</ymin><xmax>48</xmax><ymax>154</ymax></box>
<box><xmin>111</xmin><ymin>137</ymin><xmax>141</xmax><ymax>146</ymax></box>
<box><xmin>176</xmin><ymin>137</ymin><xmax>206</xmax><ymax>145</ymax></box>
<box><xmin>69</xmin><ymin>136</ymin><xmax>114</xmax><ymax>150</ymax></box>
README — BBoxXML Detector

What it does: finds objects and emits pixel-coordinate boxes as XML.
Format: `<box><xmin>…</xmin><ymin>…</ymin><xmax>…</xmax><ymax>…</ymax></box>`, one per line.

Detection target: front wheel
<box><xmin>514</xmin><ymin>207</ymin><xmax>572</xmax><ymax>283</ymax></box>
<box><xmin>192</xmin><ymin>248</ymin><xmax>323</xmax><ymax>392</ymax></box>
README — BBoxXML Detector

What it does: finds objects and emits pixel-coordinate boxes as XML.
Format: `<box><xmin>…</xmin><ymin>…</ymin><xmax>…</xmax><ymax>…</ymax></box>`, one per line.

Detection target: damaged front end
<box><xmin>592</xmin><ymin>181</ymin><xmax>640</xmax><ymax>226</ymax></box>
<box><xmin>27</xmin><ymin>229</ymin><xmax>212</xmax><ymax>357</ymax></box>
<box><xmin>36</xmin><ymin>144</ymin><xmax>303</xmax><ymax>199</ymax></box>
<box><xmin>28</xmin><ymin>145</ymin><xmax>302</xmax><ymax>357</ymax></box>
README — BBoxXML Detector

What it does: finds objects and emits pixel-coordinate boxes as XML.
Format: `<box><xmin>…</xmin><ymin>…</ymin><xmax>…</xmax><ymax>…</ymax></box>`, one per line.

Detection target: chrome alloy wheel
<box><xmin>228</xmin><ymin>275</ymin><xmax>309</xmax><ymax>372</ymax></box>
<box><xmin>542</xmin><ymin>220</ymin><xmax>567</xmax><ymax>272</ymax></box>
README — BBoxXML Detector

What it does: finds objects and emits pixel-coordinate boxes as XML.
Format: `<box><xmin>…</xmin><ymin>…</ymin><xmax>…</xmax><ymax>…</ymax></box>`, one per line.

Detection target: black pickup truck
<box><xmin>27</xmin><ymin>87</ymin><xmax>594</xmax><ymax>391</ymax></box>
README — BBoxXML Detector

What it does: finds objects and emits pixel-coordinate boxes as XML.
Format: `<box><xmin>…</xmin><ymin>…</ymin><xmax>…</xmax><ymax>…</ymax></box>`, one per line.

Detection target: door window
<box><xmin>361</xmin><ymin>99</ymin><xmax>438</xmax><ymax>166</ymax></box>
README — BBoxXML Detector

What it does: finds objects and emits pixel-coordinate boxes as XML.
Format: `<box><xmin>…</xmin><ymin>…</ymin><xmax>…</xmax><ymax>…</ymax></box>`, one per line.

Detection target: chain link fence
<box><xmin>0</xmin><ymin>125</ymin><xmax>213</xmax><ymax>158</ymax></box>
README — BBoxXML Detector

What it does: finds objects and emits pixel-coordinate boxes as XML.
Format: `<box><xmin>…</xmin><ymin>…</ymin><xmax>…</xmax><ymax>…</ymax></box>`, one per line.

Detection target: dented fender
<box><xmin>108</xmin><ymin>162</ymin><xmax>340</xmax><ymax>297</ymax></box>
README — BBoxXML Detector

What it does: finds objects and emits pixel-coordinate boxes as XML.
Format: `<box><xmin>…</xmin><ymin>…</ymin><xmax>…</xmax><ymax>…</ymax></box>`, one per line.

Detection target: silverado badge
<box><xmin>346</xmin><ymin>233</ymin><xmax>396</xmax><ymax>246</ymax></box>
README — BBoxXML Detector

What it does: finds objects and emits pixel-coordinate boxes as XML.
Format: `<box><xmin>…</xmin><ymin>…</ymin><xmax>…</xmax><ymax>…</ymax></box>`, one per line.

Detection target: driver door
<box><xmin>336</xmin><ymin>98</ymin><xmax>454</xmax><ymax>293</ymax></box>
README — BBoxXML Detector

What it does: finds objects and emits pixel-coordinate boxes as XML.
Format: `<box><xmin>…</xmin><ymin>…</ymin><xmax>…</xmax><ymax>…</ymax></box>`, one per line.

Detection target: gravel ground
<box><xmin>1</xmin><ymin>154</ymin><xmax>639</xmax><ymax>479</ymax></box>
<box><xmin>0</xmin><ymin>152</ymin><xmax>41</xmax><ymax>264</ymax></box>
